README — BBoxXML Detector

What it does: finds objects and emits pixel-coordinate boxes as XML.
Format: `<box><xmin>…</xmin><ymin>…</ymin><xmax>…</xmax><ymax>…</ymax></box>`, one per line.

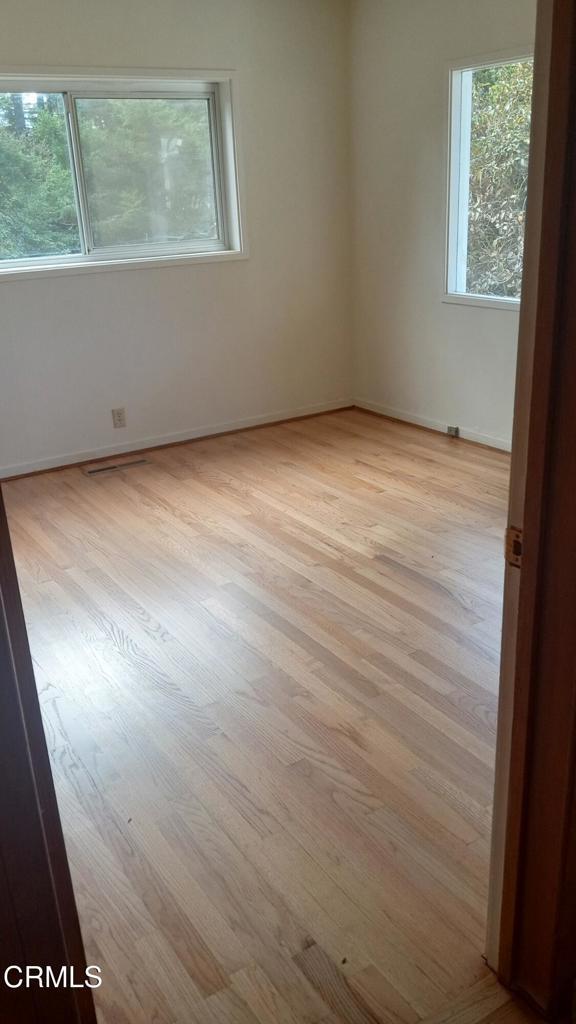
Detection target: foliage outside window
<box><xmin>447</xmin><ymin>57</ymin><xmax>534</xmax><ymax>302</ymax></box>
<box><xmin>0</xmin><ymin>78</ymin><xmax>240</xmax><ymax>271</ymax></box>
<box><xmin>0</xmin><ymin>93</ymin><xmax>81</xmax><ymax>260</ymax></box>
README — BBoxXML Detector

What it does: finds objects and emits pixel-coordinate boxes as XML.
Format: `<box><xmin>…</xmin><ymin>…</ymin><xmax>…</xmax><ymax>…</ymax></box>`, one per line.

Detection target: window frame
<box><xmin>444</xmin><ymin>49</ymin><xmax>534</xmax><ymax>312</ymax></box>
<box><xmin>0</xmin><ymin>69</ymin><xmax>246</xmax><ymax>279</ymax></box>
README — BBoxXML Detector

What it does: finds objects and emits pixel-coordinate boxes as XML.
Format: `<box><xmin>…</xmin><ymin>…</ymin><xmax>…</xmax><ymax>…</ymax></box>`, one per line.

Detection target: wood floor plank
<box><xmin>3</xmin><ymin>410</ymin><xmax>534</xmax><ymax>1024</ymax></box>
<box><xmin>348</xmin><ymin>964</ymin><xmax>420</xmax><ymax>1024</ymax></box>
<box><xmin>230</xmin><ymin>963</ymin><xmax>306</xmax><ymax>1024</ymax></box>
<box><xmin>293</xmin><ymin>942</ymin><xmax>383</xmax><ymax>1024</ymax></box>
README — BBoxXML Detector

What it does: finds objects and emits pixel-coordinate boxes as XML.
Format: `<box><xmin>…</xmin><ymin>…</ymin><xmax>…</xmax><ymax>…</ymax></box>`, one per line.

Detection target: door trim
<box><xmin>488</xmin><ymin>0</ymin><xmax>576</xmax><ymax>1014</ymax></box>
<box><xmin>0</xmin><ymin>488</ymin><xmax>96</xmax><ymax>1022</ymax></box>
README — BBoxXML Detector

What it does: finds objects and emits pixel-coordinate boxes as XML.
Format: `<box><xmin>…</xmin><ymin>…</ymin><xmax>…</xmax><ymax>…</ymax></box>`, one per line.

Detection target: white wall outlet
<box><xmin>111</xmin><ymin>407</ymin><xmax>127</xmax><ymax>428</ymax></box>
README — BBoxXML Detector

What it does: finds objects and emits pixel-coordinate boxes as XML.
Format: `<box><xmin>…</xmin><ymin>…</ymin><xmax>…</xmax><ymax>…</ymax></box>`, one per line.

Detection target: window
<box><xmin>446</xmin><ymin>56</ymin><xmax>533</xmax><ymax>304</ymax></box>
<box><xmin>0</xmin><ymin>75</ymin><xmax>242</xmax><ymax>273</ymax></box>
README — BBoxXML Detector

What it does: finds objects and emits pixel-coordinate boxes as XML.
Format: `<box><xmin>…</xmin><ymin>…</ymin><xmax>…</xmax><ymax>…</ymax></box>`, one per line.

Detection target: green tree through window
<box><xmin>0</xmin><ymin>93</ymin><xmax>80</xmax><ymax>259</ymax></box>
<box><xmin>0</xmin><ymin>86</ymin><xmax>227</xmax><ymax>264</ymax></box>
<box><xmin>466</xmin><ymin>60</ymin><xmax>533</xmax><ymax>298</ymax></box>
<box><xmin>75</xmin><ymin>97</ymin><xmax>218</xmax><ymax>248</ymax></box>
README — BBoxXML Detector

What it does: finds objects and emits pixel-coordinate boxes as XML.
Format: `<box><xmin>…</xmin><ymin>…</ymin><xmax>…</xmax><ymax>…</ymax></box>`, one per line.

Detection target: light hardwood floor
<box><xmin>4</xmin><ymin>410</ymin><xmax>536</xmax><ymax>1024</ymax></box>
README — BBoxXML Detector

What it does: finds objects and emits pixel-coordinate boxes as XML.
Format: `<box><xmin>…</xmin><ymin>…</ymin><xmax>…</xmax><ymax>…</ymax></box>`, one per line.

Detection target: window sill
<box><xmin>0</xmin><ymin>247</ymin><xmax>248</xmax><ymax>283</ymax></box>
<box><xmin>443</xmin><ymin>291</ymin><xmax>521</xmax><ymax>312</ymax></box>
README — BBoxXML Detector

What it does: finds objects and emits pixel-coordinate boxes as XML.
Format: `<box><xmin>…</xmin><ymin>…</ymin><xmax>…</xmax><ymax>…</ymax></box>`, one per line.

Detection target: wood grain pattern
<box><xmin>2</xmin><ymin>410</ymin><xmax>531</xmax><ymax>1023</ymax></box>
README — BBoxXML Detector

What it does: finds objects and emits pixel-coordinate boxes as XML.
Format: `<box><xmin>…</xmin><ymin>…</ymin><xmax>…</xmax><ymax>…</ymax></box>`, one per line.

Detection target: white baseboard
<box><xmin>0</xmin><ymin>398</ymin><xmax>353</xmax><ymax>479</ymax></box>
<box><xmin>355</xmin><ymin>399</ymin><xmax>512</xmax><ymax>452</ymax></box>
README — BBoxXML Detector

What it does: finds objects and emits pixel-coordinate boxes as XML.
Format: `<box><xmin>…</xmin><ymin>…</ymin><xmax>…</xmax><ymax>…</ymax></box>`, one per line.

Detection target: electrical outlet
<box><xmin>111</xmin><ymin>407</ymin><xmax>126</xmax><ymax>429</ymax></box>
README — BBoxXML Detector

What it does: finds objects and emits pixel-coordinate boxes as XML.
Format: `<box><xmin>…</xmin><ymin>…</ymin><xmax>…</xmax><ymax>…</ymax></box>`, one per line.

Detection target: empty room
<box><xmin>3</xmin><ymin>0</ymin><xmax>575</xmax><ymax>1022</ymax></box>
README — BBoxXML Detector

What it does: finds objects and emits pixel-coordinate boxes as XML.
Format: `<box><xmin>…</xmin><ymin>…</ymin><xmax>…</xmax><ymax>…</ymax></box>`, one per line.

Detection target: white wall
<box><xmin>351</xmin><ymin>0</ymin><xmax>537</xmax><ymax>450</ymax></box>
<box><xmin>1</xmin><ymin>0</ymin><xmax>540</xmax><ymax>474</ymax></box>
<box><xmin>0</xmin><ymin>0</ymin><xmax>353</xmax><ymax>476</ymax></box>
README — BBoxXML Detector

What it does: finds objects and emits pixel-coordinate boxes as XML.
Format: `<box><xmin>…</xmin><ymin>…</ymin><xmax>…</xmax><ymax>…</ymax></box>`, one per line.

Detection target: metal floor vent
<box><xmin>84</xmin><ymin>457</ymin><xmax>150</xmax><ymax>476</ymax></box>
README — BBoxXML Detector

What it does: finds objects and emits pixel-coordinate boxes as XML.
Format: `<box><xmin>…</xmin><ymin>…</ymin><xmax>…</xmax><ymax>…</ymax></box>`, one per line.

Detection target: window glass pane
<box><xmin>466</xmin><ymin>60</ymin><xmax>533</xmax><ymax>298</ymax></box>
<box><xmin>75</xmin><ymin>97</ymin><xmax>220</xmax><ymax>249</ymax></box>
<box><xmin>0</xmin><ymin>92</ymin><xmax>81</xmax><ymax>260</ymax></box>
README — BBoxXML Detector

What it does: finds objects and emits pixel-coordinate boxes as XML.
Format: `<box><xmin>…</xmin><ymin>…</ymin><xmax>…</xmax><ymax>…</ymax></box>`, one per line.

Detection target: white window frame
<box><xmin>0</xmin><ymin>69</ymin><xmax>246</xmax><ymax>279</ymax></box>
<box><xmin>444</xmin><ymin>50</ymin><xmax>533</xmax><ymax>312</ymax></box>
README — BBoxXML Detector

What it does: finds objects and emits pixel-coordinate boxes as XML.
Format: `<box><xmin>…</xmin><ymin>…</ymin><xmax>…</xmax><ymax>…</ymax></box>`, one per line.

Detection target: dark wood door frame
<box><xmin>491</xmin><ymin>0</ymin><xmax>576</xmax><ymax>1016</ymax></box>
<box><xmin>0</xmin><ymin>490</ymin><xmax>96</xmax><ymax>1023</ymax></box>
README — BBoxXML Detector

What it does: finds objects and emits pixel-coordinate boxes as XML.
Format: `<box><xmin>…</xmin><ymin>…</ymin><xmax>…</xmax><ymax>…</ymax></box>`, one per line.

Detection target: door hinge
<box><xmin>505</xmin><ymin>525</ymin><xmax>523</xmax><ymax>568</ymax></box>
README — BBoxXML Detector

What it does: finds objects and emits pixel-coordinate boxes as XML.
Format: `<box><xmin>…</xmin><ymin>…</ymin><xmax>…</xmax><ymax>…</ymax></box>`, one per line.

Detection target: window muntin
<box><xmin>447</xmin><ymin>57</ymin><xmax>533</xmax><ymax>303</ymax></box>
<box><xmin>0</xmin><ymin>77</ymin><xmax>240</xmax><ymax>271</ymax></box>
